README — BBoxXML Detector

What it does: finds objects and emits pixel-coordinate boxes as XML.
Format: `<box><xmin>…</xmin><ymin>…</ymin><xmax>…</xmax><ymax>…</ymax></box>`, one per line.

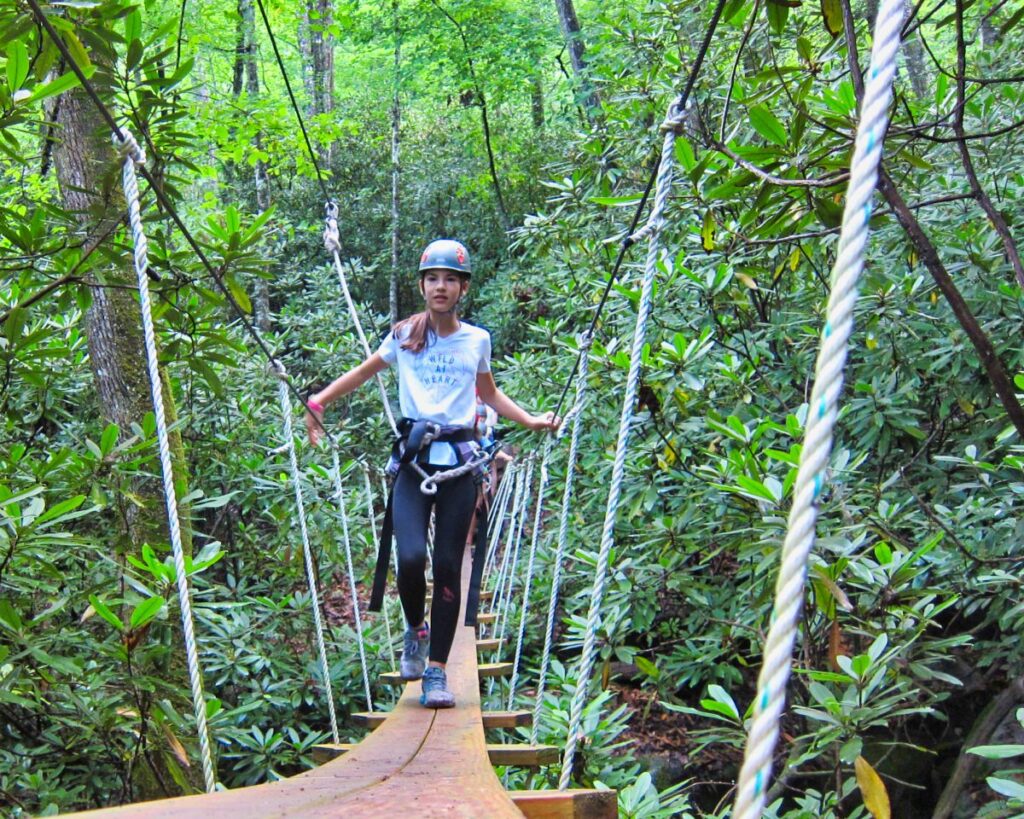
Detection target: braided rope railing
<box><xmin>487</xmin><ymin>461</ymin><xmax>533</xmax><ymax>700</ymax></box>
<box><xmin>732</xmin><ymin>2</ymin><xmax>904</xmax><ymax>814</ymax></box>
<box><xmin>328</xmin><ymin>449</ymin><xmax>373</xmax><ymax>711</ymax></box>
<box><xmin>494</xmin><ymin>457</ymin><xmax>534</xmax><ymax>648</ymax></box>
<box><xmin>117</xmin><ymin>130</ymin><xmax>217</xmax><ymax>793</ymax></box>
<box><xmin>532</xmin><ymin>333</ymin><xmax>593</xmax><ymax>745</ymax></box>
<box><xmin>558</xmin><ymin>100</ymin><xmax>685</xmax><ymax>790</ymax></box>
<box><xmin>362</xmin><ymin>464</ymin><xmax>397</xmax><ymax>669</ymax></box>
<box><xmin>484</xmin><ymin>464</ymin><xmax>516</xmax><ymax>579</ymax></box>
<box><xmin>272</xmin><ymin>364</ymin><xmax>340</xmax><ymax>743</ymax></box>
<box><xmin>323</xmin><ymin>207</ymin><xmax>398</xmax><ymax>436</ymax></box>
<box><xmin>507</xmin><ymin>438</ymin><xmax>553</xmax><ymax>710</ymax></box>
<box><xmin>487</xmin><ymin>465</ymin><xmax>526</xmax><ymax>627</ymax></box>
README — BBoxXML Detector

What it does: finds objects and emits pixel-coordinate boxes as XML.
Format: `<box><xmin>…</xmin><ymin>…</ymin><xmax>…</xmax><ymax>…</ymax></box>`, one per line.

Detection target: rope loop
<box><xmin>659</xmin><ymin>99</ymin><xmax>689</xmax><ymax>134</ymax></box>
<box><xmin>113</xmin><ymin>127</ymin><xmax>146</xmax><ymax>165</ymax></box>
<box><xmin>268</xmin><ymin>359</ymin><xmax>288</xmax><ymax>380</ymax></box>
<box><xmin>323</xmin><ymin>214</ymin><xmax>342</xmax><ymax>254</ymax></box>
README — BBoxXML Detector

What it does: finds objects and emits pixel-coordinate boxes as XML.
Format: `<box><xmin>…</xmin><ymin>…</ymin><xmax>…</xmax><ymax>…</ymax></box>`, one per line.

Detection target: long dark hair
<box><xmin>395</xmin><ymin>311</ymin><xmax>435</xmax><ymax>354</ymax></box>
<box><xmin>395</xmin><ymin>273</ymin><xmax>468</xmax><ymax>353</ymax></box>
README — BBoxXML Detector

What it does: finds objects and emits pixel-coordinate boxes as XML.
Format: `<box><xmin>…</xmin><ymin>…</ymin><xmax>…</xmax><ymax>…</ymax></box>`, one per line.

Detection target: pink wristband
<box><xmin>307</xmin><ymin>399</ymin><xmax>324</xmax><ymax>414</ymax></box>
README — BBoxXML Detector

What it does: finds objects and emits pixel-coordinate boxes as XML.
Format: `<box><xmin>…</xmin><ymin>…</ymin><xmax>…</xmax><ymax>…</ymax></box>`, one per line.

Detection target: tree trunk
<box><xmin>302</xmin><ymin>0</ymin><xmax>335</xmax><ymax>163</ymax></box>
<box><xmin>235</xmin><ymin>0</ymin><xmax>272</xmax><ymax>330</ymax></box>
<box><xmin>553</xmin><ymin>0</ymin><xmax>600</xmax><ymax>119</ymax></box>
<box><xmin>389</xmin><ymin>0</ymin><xmax>401</xmax><ymax>327</ymax></box>
<box><xmin>531</xmin><ymin>72</ymin><xmax>545</xmax><ymax>132</ymax></box>
<box><xmin>901</xmin><ymin>0</ymin><xmax>930</xmax><ymax>100</ymax></box>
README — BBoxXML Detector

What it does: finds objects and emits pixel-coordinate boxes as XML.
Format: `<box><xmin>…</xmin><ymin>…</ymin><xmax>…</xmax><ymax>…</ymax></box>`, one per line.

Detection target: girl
<box><xmin>305</xmin><ymin>239</ymin><xmax>557</xmax><ymax>708</ymax></box>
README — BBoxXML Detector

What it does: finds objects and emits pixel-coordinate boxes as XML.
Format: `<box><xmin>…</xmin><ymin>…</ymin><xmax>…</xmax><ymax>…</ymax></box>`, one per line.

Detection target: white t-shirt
<box><xmin>376</xmin><ymin>320</ymin><xmax>492</xmax><ymax>430</ymax></box>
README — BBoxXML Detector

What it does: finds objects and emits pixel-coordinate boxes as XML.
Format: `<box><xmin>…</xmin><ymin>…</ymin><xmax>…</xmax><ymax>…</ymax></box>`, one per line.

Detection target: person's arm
<box><xmin>306</xmin><ymin>353</ymin><xmax>389</xmax><ymax>444</ymax></box>
<box><xmin>476</xmin><ymin>371</ymin><xmax>558</xmax><ymax>432</ymax></box>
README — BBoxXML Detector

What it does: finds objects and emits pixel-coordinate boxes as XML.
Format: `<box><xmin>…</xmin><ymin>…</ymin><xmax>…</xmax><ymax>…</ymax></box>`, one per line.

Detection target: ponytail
<box><xmin>395</xmin><ymin>311</ymin><xmax>435</xmax><ymax>354</ymax></box>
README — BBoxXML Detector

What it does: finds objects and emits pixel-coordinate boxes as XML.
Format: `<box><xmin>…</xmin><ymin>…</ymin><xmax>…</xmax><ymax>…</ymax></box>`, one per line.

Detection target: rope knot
<box><xmin>114</xmin><ymin>128</ymin><xmax>146</xmax><ymax>166</ymax></box>
<box><xmin>323</xmin><ymin>216</ymin><xmax>342</xmax><ymax>254</ymax></box>
<box><xmin>659</xmin><ymin>100</ymin><xmax>689</xmax><ymax>135</ymax></box>
<box><xmin>268</xmin><ymin>359</ymin><xmax>288</xmax><ymax>381</ymax></box>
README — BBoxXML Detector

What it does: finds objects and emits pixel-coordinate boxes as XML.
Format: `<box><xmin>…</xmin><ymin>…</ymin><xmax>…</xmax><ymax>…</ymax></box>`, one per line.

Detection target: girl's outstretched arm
<box><xmin>306</xmin><ymin>353</ymin><xmax>389</xmax><ymax>445</ymax></box>
<box><xmin>476</xmin><ymin>371</ymin><xmax>559</xmax><ymax>432</ymax></box>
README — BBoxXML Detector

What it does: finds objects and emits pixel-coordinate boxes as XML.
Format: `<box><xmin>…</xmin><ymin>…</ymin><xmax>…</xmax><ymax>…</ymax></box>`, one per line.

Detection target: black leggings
<box><xmin>392</xmin><ymin>464</ymin><xmax>477</xmax><ymax>663</ymax></box>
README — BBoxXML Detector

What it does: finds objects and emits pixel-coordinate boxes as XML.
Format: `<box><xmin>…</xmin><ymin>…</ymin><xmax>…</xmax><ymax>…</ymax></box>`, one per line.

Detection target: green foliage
<box><xmin>2</xmin><ymin>0</ymin><xmax>1024</xmax><ymax>815</ymax></box>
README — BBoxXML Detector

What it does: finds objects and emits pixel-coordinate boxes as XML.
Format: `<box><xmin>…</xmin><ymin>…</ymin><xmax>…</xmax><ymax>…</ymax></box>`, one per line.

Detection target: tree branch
<box><xmin>953</xmin><ymin>0</ymin><xmax>1024</xmax><ymax>289</ymax></box>
<box><xmin>713</xmin><ymin>141</ymin><xmax>849</xmax><ymax>188</ymax></box>
<box><xmin>932</xmin><ymin>672</ymin><xmax>1024</xmax><ymax>819</ymax></box>
<box><xmin>879</xmin><ymin>170</ymin><xmax>1024</xmax><ymax>438</ymax></box>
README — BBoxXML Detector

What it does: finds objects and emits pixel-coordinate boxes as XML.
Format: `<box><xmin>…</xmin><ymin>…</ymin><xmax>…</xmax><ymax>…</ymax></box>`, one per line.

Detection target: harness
<box><xmin>368</xmin><ymin>418</ymin><xmax>498</xmax><ymax>625</ymax></box>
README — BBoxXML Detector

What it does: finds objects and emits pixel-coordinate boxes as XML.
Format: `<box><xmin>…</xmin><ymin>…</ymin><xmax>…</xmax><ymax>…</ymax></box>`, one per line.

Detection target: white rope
<box><xmin>272</xmin><ymin>364</ymin><xmax>340</xmax><ymax>743</ymax></box>
<box><xmin>495</xmin><ymin>456</ymin><xmax>534</xmax><ymax>647</ymax></box>
<box><xmin>558</xmin><ymin>97</ymin><xmax>685</xmax><ymax>789</ymax></box>
<box><xmin>116</xmin><ymin>129</ymin><xmax>217</xmax><ymax>793</ymax></box>
<box><xmin>323</xmin><ymin>207</ymin><xmax>398</xmax><ymax>436</ymax></box>
<box><xmin>487</xmin><ymin>465</ymin><xmax>525</xmax><ymax>621</ymax></box>
<box><xmin>484</xmin><ymin>464</ymin><xmax>516</xmax><ymax>579</ymax></box>
<box><xmin>733</xmin><ymin>3</ymin><xmax>903</xmax><ymax>814</ymax></box>
<box><xmin>362</xmin><ymin>464</ymin><xmax>397</xmax><ymax>670</ymax></box>
<box><xmin>329</xmin><ymin>449</ymin><xmax>373</xmax><ymax>711</ymax></box>
<box><xmin>532</xmin><ymin>333</ymin><xmax>592</xmax><ymax>745</ymax></box>
<box><xmin>507</xmin><ymin>438</ymin><xmax>552</xmax><ymax>710</ymax></box>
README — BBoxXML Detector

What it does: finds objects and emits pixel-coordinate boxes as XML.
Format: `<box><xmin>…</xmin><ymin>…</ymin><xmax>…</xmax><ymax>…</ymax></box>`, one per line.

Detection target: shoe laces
<box><xmin>422</xmin><ymin>666</ymin><xmax>446</xmax><ymax>692</ymax></box>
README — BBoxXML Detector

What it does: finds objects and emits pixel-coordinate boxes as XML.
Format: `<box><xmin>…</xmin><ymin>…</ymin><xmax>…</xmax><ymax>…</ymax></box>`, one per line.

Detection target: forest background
<box><xmin>1</xmin><ymin>0</ymin><xmax>1023</xmax><ymax>816</ymax></box>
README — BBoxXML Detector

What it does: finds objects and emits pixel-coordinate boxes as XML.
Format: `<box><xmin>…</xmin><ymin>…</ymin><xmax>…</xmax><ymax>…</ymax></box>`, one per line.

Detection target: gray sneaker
<box><xmin>400</xmin><ymin>624</ymin><xmax>430</xmax><ymax>680</ymax></box>
<box><xmin>420</xmin><ymin>666</ymin><xmax>455</xmax><ymax>708</ymax></box>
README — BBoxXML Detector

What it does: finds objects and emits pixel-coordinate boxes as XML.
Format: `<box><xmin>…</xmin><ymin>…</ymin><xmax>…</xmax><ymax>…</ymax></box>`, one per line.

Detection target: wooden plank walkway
<box><xmin>70</xmin><ymin>547</ymin><xmax>615</xmax><ymax>818</ymax></box>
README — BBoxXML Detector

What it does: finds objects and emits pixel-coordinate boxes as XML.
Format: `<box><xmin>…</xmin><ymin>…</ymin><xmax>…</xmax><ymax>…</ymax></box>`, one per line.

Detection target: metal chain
<box><xmin>117</xmin><ymin>129</ymin><xmax>217</xmax><ymax>793</ymax></box>
<box><xmin>733</xmin><ymin>1</ymin><xmax>904</xmax><ymax>814</ymax></box>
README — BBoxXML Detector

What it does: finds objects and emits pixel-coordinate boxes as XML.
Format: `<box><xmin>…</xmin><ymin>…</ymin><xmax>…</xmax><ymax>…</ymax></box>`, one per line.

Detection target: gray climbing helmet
<box><xmin>418</xmin><ymin>239</ymin><xmax>472</xmax><ymax>277</ymax></box>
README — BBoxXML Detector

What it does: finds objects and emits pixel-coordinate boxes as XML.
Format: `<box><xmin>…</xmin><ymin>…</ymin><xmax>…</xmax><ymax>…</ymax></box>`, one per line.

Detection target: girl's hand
<box><xmin>529</xmin><ymin>411</ymin><xmax>560</xmax><ymax>432</ymax></box>
<box><xmin>305</xmin><ymin>404</ymin><xmax>325</xmax><ymax>446</ymax></box>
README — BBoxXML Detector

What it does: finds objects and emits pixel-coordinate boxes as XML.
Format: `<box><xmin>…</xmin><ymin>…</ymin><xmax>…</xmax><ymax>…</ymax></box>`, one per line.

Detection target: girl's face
<box><xmin>420</xmin><ymin>269</ymin><xmax>469</xmax><ymax>313</ymax></box>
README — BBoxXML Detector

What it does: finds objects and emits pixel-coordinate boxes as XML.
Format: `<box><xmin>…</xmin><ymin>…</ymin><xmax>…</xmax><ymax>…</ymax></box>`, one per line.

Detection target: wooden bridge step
<box><xmin>379</xmin><ymin>661</ymin><xmax>512</xmax><ymax>687</ymax></box>
<box><xmin>509</xmin><ymin>788</ymin><xmax>618</xmax><ymax>818</ymax></box>
<box><xmin>352</xmin><ymin>709</ymin><xmax>532</xmax><ymax>731</ymax></box>
<box><xmin>311</xmin><ymin>743</ymin><xmax>355</xmax><ymax>764</ymax></box>
<box><xmin>486</xmin><ymin>744</ymin><xmax>560</xmax><ymax>767</ymax></box>
<box><xmin>476</xmin><ymin>637</ymin><xmax>502</xmax><ymax>652</ymax></box>
<box><xmin>315</xmin><ymin>742</ymin><xmax>557</xmax><ymax>768</ymax></box>
<box><xmin>476</xmin><ymin>612</ymin><xmax>497</xmax><ymax>624</ymax></box>
<box><xmin>479</xmin><ymin>661</ymin><xmax>513</xmax><ymax>678</ymax></box>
